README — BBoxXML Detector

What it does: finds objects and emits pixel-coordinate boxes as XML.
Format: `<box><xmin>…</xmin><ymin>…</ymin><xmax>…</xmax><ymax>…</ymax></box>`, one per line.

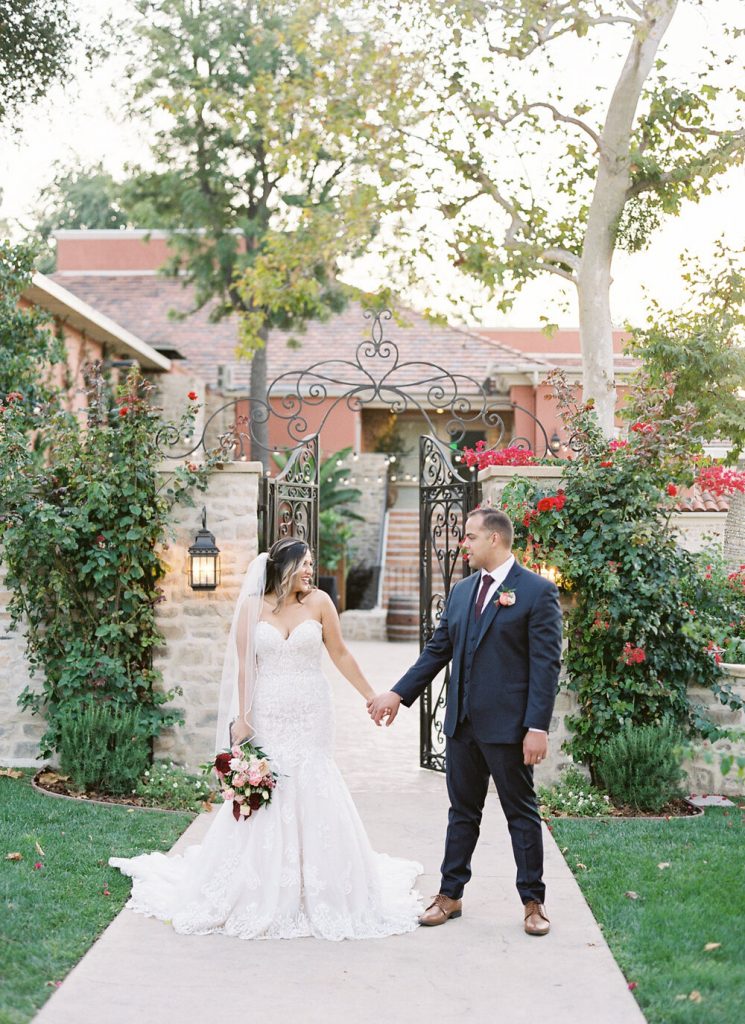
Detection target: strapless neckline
<box><xmin>256</xmin><ymin>618</ymin><xmax>323</xmax><ymax>642</ymax></box>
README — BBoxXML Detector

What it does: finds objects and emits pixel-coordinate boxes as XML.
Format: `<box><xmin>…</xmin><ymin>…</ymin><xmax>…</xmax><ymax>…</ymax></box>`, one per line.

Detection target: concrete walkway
<box><xmin>34</xmin><ymin>641</ymin><xmax>645</xmax><ymax>1024</ymax></box>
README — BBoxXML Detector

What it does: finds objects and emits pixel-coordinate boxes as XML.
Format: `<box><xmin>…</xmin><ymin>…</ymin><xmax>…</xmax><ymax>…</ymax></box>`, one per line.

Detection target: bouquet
<box><xmin>203</xmin><ymin>741</ymin><xmax>278</xmax><ymax>821</ymax></box>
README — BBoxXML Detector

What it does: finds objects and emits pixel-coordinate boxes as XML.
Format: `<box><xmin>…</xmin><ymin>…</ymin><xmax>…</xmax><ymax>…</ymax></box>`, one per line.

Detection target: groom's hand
<box><xmin>367</xmin><ymin>691</ymin><xmax>402</xmax><ymax>727</ymax></box>
<box><xmin>523</xmin><ymin>729</ymin><xmax>548</xmax><ymax>766</ymax></box>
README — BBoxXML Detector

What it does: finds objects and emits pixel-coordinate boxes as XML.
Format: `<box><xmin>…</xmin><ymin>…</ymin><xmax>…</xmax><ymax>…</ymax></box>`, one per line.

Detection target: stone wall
<box><xmin>536</xmin><ymin>670</ymin><xmax>745</xmax><ymax>797</ymax></box>
<box><xmin>0</xmin><ymin>565</ymin><xmax>43</xmax><ymax>766</ymax></box>
<box><xmin>152</xmin><ymin>461</ymin><xmax>262</xmax><ymax>769</ymax></box>
<box><xmin>0</xmin><ymin>461</ymin><xmax>262</xmax><ymax>770</ymax></box>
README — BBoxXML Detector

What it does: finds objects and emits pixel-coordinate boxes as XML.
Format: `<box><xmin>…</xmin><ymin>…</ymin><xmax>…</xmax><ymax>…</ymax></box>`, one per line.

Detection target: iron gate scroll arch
<box><xmin>258</xmin><ymin>436</ymin><xmax>319</xmax><ymax>568</ymax></box>
<box><xmin>419</xmin><ymin>436</ymin><xmax>479</xmax><ymax>771</ymax></box>
<box><xmin>155</xmin><ymin>308</ymin><xmax>553</xmax><ymax>770</ymax></box>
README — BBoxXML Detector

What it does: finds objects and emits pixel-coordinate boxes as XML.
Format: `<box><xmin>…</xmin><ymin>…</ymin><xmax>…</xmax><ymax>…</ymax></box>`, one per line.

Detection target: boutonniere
<box><xmin>496</xmin><ymin>588</ymin><xmax>516</xmax><ymax>607</ymax></box>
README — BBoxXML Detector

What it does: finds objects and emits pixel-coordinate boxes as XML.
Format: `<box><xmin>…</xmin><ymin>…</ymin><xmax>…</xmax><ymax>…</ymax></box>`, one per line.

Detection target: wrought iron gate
<box><xmin>418</xmin><ymin>436</ymin><xmax>480</xmax><ymax>771</ymax></box>
<box><xmin>157</xmin><ymin>308</ymin><xmax>552</xmax><ymax>772</ymax></box>
<box><xmin>258</xmin><ymin>436</ymin><xmax>319</xmax><ymax>570</ymax></box>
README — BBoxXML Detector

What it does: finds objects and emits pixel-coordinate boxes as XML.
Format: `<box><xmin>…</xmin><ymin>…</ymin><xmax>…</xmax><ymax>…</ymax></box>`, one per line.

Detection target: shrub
<box><xmin>58</xmin><ymin>701</ymin><xmax>150</xmax><ymax>795</ymax></box>
<box><xmin>537</xmin><ymin>765</ymin><xmax>609</xmax><ymax>817</ymax></box>
<box><xmin>595</xmin><ymin>720</ymin><xmax>686</xmax><ymax>813</ymax></box>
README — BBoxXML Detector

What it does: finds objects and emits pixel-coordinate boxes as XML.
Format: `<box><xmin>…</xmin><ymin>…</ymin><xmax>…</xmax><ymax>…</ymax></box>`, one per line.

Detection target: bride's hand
<box><xmin>230</xmin><ymin>718</ymin><xmax>252</xmax><ymax>746</ymax></box>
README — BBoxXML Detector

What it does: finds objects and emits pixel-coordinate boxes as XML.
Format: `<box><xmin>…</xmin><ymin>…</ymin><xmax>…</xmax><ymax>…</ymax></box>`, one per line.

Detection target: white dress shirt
<box><xmin>478</xmin><ymin>557</ymin><xmax>546</xmax><ymax>735</ymax></box>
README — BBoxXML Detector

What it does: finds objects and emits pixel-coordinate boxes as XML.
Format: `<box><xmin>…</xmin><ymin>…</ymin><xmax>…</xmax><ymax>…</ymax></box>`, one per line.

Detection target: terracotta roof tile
<box><xmin>52</xmin><ymin>274</ymin><xmax>549</xmax><ymax>392</ymax></box>
<box><xmin>676</xmin><ymin>485</ymin><xmax>730</xmax><ymax>513</ymax></box>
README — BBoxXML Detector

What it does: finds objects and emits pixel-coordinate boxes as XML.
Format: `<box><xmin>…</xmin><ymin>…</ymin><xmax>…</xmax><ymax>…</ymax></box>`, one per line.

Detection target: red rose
<box><xmin>188</xmin><ymin>391</ymin><xmax>198</xmax><ymax>401</ymax></box>
<box><xmin>215</xmin><ymin>752</ymin><xmax>232</xmax><ymax>774</ymax></box>
<box><xmin>536</xmin><ymin>497</ymin><xmax>553</xmax><ymax>513</ymax></box>
<box><xmin>666</xmin><ymin>484</ymin><xmax>678</xmax><ymax>497</ymax></box>
<box><xmin>248</xmin><ymin>792</ymin><xmax>263</xmax><ymax>810</ymax></box>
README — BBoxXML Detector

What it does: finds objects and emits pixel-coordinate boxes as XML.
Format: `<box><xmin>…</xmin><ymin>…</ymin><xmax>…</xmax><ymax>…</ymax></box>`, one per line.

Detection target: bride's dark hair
<box><xmin>265</xmin><ymin>538</ymin><xmax>312</xmax><ymax>610</ymax></box>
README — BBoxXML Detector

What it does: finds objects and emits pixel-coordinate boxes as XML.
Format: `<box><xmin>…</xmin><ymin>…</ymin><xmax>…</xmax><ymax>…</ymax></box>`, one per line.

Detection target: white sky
<box><xmin>0</xmin><ymin>0</ymin><xmax>742</xmax><ymax>329</ymax></box>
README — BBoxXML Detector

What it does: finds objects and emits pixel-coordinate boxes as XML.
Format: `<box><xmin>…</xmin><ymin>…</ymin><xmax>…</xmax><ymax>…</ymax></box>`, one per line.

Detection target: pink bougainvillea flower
<box><xmin>33</xmin><ymin>861</ymin><xmax>43</xmax><ymax>869</ymax></box>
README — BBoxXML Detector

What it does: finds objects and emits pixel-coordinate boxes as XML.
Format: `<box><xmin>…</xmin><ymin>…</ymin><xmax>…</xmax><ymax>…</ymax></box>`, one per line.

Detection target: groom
<box><xmin>368</xmin><ymin>506</ymin><xmax>562</xmax><ymax>935</ymax></box>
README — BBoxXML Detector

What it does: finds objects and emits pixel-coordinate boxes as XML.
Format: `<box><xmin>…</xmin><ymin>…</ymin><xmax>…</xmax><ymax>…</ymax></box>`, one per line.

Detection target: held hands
<box><xmin>367</xmin><ymin>691</ymin><xmax>402</xmax><ymax>727</ymax></box>
<box><xmin>230</xmin><ymin>717</ymin><xmax>252</xmax><ymax>746</ymax></box>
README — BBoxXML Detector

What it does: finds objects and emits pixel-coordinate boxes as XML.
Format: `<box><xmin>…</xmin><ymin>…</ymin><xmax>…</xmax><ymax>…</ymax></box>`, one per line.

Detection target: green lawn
<box><xmin>552</xmin><ymin>808</ymin><xmax>745</xmax><ymax>1024</ymax></box>
<box><xmin>0</xmin><ymin>770</ymin><xmax>194</xmax><ymax>1024</ymax></box>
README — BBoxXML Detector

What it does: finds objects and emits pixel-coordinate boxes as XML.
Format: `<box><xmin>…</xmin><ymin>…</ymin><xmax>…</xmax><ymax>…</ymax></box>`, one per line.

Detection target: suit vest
<box><xmin>458</xmin><ymin>594</ymin><xmax>482</xmax><ymax>722</ymax></box>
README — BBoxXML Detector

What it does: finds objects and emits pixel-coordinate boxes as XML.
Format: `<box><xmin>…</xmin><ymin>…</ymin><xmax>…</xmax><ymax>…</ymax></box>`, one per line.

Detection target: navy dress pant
<box><xmin>439</xmin><ymin>716</ymin><xmax>545</xmax><ymax>905</ymax></box>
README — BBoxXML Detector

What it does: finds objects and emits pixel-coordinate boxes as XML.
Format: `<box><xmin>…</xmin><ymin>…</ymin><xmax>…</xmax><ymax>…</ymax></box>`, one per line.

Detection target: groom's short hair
<box><xmin>468</xmin><ymin>507</ymin><xmax>514</xmax><ymax>549</ymax></box>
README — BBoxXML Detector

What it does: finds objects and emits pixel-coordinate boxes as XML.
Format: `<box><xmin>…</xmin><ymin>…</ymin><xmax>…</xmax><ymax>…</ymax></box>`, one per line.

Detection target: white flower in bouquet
<box><xmin>239</xmin><ymin>804</ymin><xmax>252</xmax><ymax>816</ymax></box>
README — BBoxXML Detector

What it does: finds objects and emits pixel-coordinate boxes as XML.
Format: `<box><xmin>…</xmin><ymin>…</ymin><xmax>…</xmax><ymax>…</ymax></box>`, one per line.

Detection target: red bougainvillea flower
<box><xmin>695</xmin><ymin>464</ymin><xmax>745</xmax><ymax>497</ymax></box>
<box><xmin>630</xmin><ymin>421</ymin><xmax>655</xmax><ymax>434</ymax></box>
<box><xmin>118</xmin><ymin>406</ymin><xmax>129</xmax><ymax>417</ymax></box>
<box><xmin>705</xmin><ymin>640</ymin><xmax>723</xmax><ymax>666</ymax></box>
<box><xmin>34</xmin><ymin>861</ymin><xmax>43</xmax><ymax>869</ymax></box>
<box><xmin>609</xmin><ymin>440</ymin><xmax>628</xmax><ymax>451</ymax></box>
<box><xmin>6</xmin><ymin>391</ymin><xmax>23</xmax><ymax>403</ymax></box>
<box><xmin>599</xmin><ymin>460</ymin><xmax>613</xmax><ymax>468</ymax></box>
<box><xmin>666</xmin><ymin>484</ymin><xmax>678</xmax><ymax>497</ymax></box>
<box><xmin>188</xmin><ymin>391</ymin><xmax>198</xmax><ymax>401</ymax></box>
<box><xmin>621</xmin><ymin>642</ymin><xmax>646</xmax><ymax>665</ymax></box>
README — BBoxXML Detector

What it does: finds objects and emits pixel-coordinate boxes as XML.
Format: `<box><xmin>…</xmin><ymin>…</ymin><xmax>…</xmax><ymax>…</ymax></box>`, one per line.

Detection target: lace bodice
<box><xmin>252</xmin><ymin>618</ymin><xmax>333</xmax><ymax>769</ymax></box>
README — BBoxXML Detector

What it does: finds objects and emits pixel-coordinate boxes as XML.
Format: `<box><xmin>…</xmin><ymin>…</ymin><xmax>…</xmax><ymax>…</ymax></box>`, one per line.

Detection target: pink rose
<box><xmin>223</xmin><ymin>788</ymin><xmax>235</xmax><ymax>800</ymax></box>
<box><xmin>498</xmin><ymin>591</ymin><xmax>516</xmax><ymax>607</ymax></box>
<box><xmin>247</xmin><ymin>769</ymin><xmax>263</xmax><ymax>786</ymax></box>
<box><xmin>233</xmin><ymin>774</ymin><xmax>248</xmax><ymax>788</ymax></box>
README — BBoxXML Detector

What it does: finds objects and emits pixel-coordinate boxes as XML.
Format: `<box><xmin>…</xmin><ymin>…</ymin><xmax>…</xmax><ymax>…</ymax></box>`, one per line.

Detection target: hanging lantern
<box><xmin>188</xmin><ymin>506</ymin><xmax>221</xmax><ymax>590</ymax></box>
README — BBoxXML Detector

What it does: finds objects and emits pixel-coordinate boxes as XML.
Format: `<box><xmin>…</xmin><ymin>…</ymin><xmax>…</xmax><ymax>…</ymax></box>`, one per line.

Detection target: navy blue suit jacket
<box><xmin>392</xmin><ymin>561</ymin><xmax>563</xmax><ymax>744</ymax></box>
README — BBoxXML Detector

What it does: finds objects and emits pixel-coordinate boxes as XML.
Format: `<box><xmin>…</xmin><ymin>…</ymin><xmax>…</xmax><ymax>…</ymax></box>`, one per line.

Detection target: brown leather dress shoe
<box><xmin>418</xmin><ymin>894</ymin><xmax>463</xmax><ymax>927</ymax></box>
<box><xmin>523</xmin><ymin>900</ymin><xmax>550</xmax><ymax>936</ymax></box>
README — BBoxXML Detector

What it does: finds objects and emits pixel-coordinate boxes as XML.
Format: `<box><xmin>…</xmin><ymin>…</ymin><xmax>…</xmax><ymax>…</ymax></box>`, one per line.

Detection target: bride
<box><xmin>109</xmin><ymin>537</ymin><xmax>422</xmax><ymax>940</ymax></box>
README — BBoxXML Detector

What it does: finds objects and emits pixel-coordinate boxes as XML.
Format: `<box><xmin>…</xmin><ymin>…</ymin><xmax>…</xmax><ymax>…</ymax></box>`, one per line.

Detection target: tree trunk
<box><xmin>578</xmin><ymin>0</ymin><xmax>678</xmax><ymax>437</ymax></box>
<box><xmin>249</xmin><ymin>327</ymin><xmax>270</xmax><ymax>470</ymax></box>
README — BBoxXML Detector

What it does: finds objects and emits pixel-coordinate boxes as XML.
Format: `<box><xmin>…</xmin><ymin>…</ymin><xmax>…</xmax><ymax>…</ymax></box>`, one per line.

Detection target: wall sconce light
<box><xmin>188</xmin><ymin>506</ymin><xmax>221</xmax><ymax>590</ymax></box>
<box><xmin>549</xmin><ymin>430</ymin><xmax>562</xmax><ymax>456</ymax></box>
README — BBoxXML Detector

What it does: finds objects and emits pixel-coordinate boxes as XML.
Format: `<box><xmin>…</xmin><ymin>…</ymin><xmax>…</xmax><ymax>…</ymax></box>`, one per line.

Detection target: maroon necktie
<box><xmin>474</xmin><ymin>574</ymin><xmax>494</xmax><ymax>619</ymax></box>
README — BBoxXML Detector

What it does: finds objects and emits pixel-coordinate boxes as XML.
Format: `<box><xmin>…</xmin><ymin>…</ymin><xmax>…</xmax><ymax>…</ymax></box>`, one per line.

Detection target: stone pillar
<box><xmin>153</xmin><ymin>461</ymin><xmax>263</xmax><ymax>769</ymax></box>
<box><xmin>478</xmin><ymin>464</ymin><xmax>565</xmax><ymax>507</ymax></box>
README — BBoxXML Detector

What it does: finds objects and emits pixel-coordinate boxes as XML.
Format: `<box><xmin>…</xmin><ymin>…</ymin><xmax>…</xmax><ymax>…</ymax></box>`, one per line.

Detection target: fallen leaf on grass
<box><xmin>0</xmin><ymin>768</ymin><xmax>24</xmax><ymax>779</ymax></box>
<box><xmin>575</xmin><ymin>862</ymin><xmax>588</xmax><ymax>870</ymax></box>
<box><xmin>625</xmin><ymin>891</ymin><xmax>640</xmax><ymax>900</ymax></box>
<box><xmin>703</xmin><ymin>942</ymin><xmax>721</xmax><ymax>952</ymax></box>
<box><xmin>36</xmin><ymin>771</ymin><xmax>70</xmax><ymax>786</ymax></box>
<box><xmin>34</xmin><ymin>841</ymin><xmax>45</xmax><ymax>857</ymax></box>
<box><xmin>689</xmin><ymin>991</ymin><xmax>703</xmax><ymax>1003</ymax></box>
<box><xmin>657</xmin><ymin>861</ymin><xmax>671</xmax><ymax>870</ymax></box>
<box><xmin>5</xmin><ymin>852</ymin><xmax>22</xmax><ymax>861</ymax></box>
<box><xmin>45</xmin><ymin>981</ymin><xmax>62</xmax><ymax>988</ymax></box>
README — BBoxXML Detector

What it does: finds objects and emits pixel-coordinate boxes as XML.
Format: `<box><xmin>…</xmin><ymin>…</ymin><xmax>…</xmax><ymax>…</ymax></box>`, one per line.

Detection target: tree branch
<box><xmin>523</xmin><ymin>102</ymin><xmax>601</xmax><ymax>149</ymax></box>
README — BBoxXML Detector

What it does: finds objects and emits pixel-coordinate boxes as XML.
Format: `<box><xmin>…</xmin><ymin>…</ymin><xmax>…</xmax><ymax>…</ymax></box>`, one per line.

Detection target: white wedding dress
<box><xmin>109</xmin><ymin>618</ymin><xmax>422</xmax><ymax>940</ymax></box>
